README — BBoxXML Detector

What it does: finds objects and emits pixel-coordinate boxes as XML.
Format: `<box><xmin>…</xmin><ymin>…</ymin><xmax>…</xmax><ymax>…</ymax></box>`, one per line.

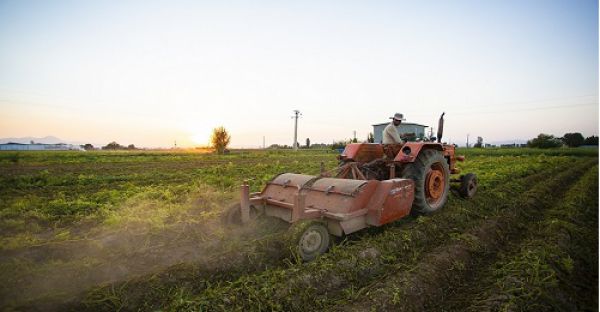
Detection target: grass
<box><xmin>465</xmin><ymin>165</ymin><xmax>599</xmax><ymax>311</ymax></box>
<box><xmin>161</xmin><ymin>158</ymin><xmax>595</xmax><ymax>312</ymax></box>
<box><xmin>0</xmin><ymin>148</ymin><xmax>597</xmax><ymax>311</ymax></box>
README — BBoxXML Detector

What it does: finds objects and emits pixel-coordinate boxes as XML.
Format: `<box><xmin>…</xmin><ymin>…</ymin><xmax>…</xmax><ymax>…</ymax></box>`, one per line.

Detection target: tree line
<box><xmin>527</xmin><ymin>133</ymin><xmax>597</xmax><ymax>148</ymax></box>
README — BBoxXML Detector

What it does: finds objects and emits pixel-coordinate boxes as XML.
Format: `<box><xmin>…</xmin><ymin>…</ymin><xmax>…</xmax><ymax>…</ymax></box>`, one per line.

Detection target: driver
<box><xmin>382</xmin><ymin>113</ymin><xmax>404</xmax><ymax>144</ymax></box>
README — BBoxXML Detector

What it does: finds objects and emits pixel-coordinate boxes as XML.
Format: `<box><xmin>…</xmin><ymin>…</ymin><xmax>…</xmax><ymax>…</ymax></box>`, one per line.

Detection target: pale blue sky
<box><xmin>0</xmin><ymin>0</ymin><xmax>598</xmax><ymax>147</ymax></box>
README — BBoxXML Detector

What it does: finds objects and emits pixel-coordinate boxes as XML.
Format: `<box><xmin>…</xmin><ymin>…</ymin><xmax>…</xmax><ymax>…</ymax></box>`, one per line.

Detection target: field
<box><xmin>0</xmin><ymin>148</ymin><xmax>598</xmax><ymax>311</ymax></box>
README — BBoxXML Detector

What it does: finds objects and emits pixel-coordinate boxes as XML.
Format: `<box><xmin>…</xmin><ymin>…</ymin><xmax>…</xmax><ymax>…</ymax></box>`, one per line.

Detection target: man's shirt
<box><xmin>382</xmin><ymin>122</ymin><xmax>403</xmax><ymax>144</ymax></box>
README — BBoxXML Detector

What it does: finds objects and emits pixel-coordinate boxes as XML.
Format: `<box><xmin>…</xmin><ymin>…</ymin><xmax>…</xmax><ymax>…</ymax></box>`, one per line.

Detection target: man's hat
<box><xmin>390</xmin><ymin>113</ymin><xmax>405</xmax><ymax>121</ymax></box>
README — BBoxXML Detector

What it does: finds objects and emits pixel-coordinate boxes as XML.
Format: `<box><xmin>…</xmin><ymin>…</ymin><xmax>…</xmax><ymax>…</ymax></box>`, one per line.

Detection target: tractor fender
<box><xmin>393</xmin><ymin>142</ymin><xmax>444</xmax><ymax>163</ymax></box>
<box><xmin>339</xmin><ymin>143</ymin><xmax>384</xmax><ymax>163</ymax></box>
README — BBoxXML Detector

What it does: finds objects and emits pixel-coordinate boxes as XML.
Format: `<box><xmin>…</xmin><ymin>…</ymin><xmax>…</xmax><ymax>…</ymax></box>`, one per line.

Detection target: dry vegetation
<box><xmin>0</xmin><ymin>148</ymin><xmax>597</xmax><ymax>311</ymax></box>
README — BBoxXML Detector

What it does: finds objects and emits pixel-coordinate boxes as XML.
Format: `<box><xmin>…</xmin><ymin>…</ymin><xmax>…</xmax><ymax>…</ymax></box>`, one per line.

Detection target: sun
<box><xmin>182</xmin><ymin>121</ymin><xmax>213</xmax><ymax>146</ymax></box>
<box><xmin>191</xmin><ymin>132</ymin><xmax>210</xmax><ymax>145</ymax></box>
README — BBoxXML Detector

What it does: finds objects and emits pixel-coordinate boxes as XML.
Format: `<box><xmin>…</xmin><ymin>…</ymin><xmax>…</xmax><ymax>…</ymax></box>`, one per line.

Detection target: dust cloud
<box><xmin>0</xmin><ymin>194</ymin><xmax>287</xmax><ymax>311</ymax></box>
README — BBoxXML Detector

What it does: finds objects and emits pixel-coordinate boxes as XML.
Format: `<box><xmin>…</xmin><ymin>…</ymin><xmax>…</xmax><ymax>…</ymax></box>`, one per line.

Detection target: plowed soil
<box><xmin>0</xmin><ymin>148</ymin><xmax>597</xmax><ymax>311</ymax></box>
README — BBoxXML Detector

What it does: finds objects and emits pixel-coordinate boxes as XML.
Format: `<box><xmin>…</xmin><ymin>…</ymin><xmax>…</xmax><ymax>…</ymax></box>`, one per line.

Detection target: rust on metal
<box><xmin>366</xmin><ymin>179</ymin><xmax>414</xmax><ymax>226</ymax></box>
<box><xmin>238</xmin><ymin>123</ymin><xmax>475</xmax><ymax>242</ymax></box>
<box><xmin>240</xmin><ymin>181</ymin><xmax>250</xmax><ymax>223</ymax></box>
<box><xmin>291</xmin><ymin>192</ymin><xmax>305</xmax><ymax>222</ymax></box>
<box><xmin>339</xmin><ymin>143</ymin><xmax>384</xmax><ymax>163</ymax></box>
<box><xmin>425</xmin><ymin>169</ymin><xmax>444</xmax><ymax>200</ymax></box>
<box><xmin>393</xmin><ymin>142</ymin><xmax>442</xmax><ymax>163</ymax></box>
<box><xmin>310</xmin><ymin>178</ymin><xmax>369</xmax><ymax>197</ymax></box>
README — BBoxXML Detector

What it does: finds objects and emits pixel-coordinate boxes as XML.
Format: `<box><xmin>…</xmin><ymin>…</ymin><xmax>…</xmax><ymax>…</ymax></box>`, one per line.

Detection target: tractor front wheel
<box><xmin>400</xmin><ymin>149</ymin><xmax>450</xmax><ymax>214</ymax></box>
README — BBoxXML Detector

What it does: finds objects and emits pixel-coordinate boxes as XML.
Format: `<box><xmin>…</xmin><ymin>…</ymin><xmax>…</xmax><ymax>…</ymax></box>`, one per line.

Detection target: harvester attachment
<box><xmin>227</xmin><ymin>173</ymin><xmax>415</xmax><ymax>261</ymax></box>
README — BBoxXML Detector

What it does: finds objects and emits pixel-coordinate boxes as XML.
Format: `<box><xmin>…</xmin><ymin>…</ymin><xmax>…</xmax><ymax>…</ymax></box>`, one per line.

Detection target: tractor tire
<box><xmin>400</xmin><ymin>149</ymin><xmax>450</xmax><ymax>214</ymax></box>
<box><xmin>286</xmin><ymin>221</ymin><xmax>331</xmax><ymax>262</ymax></box>
<box><xmin>459</xmin><ymin>173</ymin><xmax>478</xmax><ymax>199</ymax></box>
<box><xmin>221</xmin><ymin>203</ymin><xmax>258</xmax><ymax>225</ymax></box>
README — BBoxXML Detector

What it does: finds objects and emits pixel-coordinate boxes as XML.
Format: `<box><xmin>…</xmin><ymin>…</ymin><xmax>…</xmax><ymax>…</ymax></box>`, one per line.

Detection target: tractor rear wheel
<box><xmin>400</xmin><ymin>149</ymin><xmax>450</xmax><ymax>214</ymax></box>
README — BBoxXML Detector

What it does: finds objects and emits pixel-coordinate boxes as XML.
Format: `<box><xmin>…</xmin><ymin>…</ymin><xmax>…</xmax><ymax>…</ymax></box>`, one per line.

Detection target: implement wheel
<box><xmin>400</xmin><ymin>149</ymin><xmax>450</xmax><ymax>213</ymax></box>
<box><xmin>221</xmin><ymin>203</ymin><xmax>258</xmax><ymax>225</ymax></box>
<box><xmin>459</xmin><ymin>173</ymin><xmax>478</xmax><ymax>199</ymax></box>
<box><xmin>287</xmin><ymin>221</ymin><xmax>331</xmax><ymax>262</ymax></box>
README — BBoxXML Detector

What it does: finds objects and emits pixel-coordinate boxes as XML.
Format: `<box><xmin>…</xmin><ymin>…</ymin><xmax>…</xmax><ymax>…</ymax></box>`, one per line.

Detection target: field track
<box><xmin>0</xmin><ymin>149</ymin><xmax>597</xmax><ymax>311</ymax></box>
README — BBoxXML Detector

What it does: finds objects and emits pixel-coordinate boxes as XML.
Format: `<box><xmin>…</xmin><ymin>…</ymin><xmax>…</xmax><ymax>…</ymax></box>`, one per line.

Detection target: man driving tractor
<box><xmin>382</xmin><ymin>112</ymin><xmax>405</xmax><ymax>157</ymax></box>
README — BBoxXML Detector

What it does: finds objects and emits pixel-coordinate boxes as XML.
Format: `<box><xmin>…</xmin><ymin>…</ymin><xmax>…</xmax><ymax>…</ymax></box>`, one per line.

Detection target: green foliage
<box><xmin>561</xmin><ymin>132</ymin><xmax>585</xmax><ymax>147</ymax></box>
<box><xmin>0</xmin><ymin>149</ymin><xmax>597</xmax><ymax>311</ymax></box>
<box><xmin>474</xmin><ymin>136</ymin><xmax>483</xmax><ymax>148</ymax></box>
<box><xmin>211</xmin><ymin>126</ymin><xmax>231</xmax><ymax>154</ymax></box>
<box><xmin>527</xmin><ymin>134</ymin><xmax>563</xmax><ymax>148</ymax></box>
<box><xmin>367</xmin><ymin>133</ymin><xmax>374</xmax><ymax>143</ymax></box>
<box><xmin>584</xmin><ymin>135</ymin><xmax>598</xmax><ymax>145</ymax></box>
<box><xmin>102</xmin><ymin>141</ymin><xmax>126</xmax><ymax>150</ymax></box>
<box><xmin>331</xmin><ymin>139</ymin><xmax>351</xmax><ymax>150</ymax></box>
<box><xmin>82</xmin><ymin>143</ymin><xmax>95</xmax><ymax>150</ymax></box>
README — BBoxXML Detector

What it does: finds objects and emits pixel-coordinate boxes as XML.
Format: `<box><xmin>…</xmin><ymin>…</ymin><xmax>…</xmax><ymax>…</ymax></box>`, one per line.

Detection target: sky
<box><xmin>0</xmin><ymin>0</ymin><xmax>598</xmax><ymax>148</ymax></box>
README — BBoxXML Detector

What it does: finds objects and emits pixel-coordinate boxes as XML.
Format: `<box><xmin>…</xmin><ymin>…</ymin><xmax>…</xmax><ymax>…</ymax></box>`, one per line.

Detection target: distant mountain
<box><xmin>0</xmin><ymin>136</ymin><xmax>88</xmax><ymax>145</ymax></box>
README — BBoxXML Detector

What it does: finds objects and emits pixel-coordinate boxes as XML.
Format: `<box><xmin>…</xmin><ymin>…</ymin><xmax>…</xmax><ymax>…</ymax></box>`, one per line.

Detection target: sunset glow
<box><xmin>0</xmin><ymin>1</ymin><xmax>597</xmax><ymax>148</ymax></box>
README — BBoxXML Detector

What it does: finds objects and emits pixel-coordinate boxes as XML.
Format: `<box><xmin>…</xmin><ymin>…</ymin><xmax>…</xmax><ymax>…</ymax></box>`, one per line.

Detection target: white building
<box><xmin>0</xmin><ymin>143</ymin><xmax>83</xmax><ymax>151</ymax></box>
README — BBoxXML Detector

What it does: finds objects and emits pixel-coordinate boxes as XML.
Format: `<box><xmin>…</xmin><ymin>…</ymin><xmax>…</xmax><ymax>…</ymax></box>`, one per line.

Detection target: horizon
<box><xmin>0</xmin><ymin>134</ymin><xmax>590</xmax><ymax>149</ymax></box>
<box><xmin>1</xmin><ymin>1</ymin><xmax>598</xmax><ymax>148</ymax></box>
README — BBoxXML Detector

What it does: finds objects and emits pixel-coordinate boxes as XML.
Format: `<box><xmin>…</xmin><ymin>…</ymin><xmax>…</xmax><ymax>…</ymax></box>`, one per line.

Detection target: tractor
<box><xmin>223</xmin><ymin>113</ymin><xmax>477</xmax><ymax>261</ymax></box>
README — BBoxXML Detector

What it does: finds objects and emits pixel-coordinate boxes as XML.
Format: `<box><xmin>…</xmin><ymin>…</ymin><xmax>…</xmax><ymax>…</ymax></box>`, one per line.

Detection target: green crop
<box><xmin>0</xmin><ymin>148</ymin><xmax>596</xmax><ymax>311</ymax></box>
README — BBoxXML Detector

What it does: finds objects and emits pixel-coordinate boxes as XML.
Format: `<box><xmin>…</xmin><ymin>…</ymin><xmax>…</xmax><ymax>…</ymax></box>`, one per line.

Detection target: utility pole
<box><xmin>292</xmin><ymin>110</ymin><xmax>301</xmax><ymax>151</ymax></box>
<box><xmin>353</xmin><ymin>130</ymin><xmax>356</xmax><ymax>142</ymax></box>
<box><xmin>466</xmin><ymin>134</ymin><xmax>470</xmax><ymax>148</ymax></box>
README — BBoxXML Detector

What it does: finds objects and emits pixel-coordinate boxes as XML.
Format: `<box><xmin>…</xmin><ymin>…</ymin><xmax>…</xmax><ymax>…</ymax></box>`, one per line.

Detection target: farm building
<box><xmin>0</xmin><ymin>143</ymin><xmax>83</xmax><ymax>151</ymax></box>
<box><xmin>372</xmin><ymin>122</ymin><xmax>428</xmax><ymax>143</ymax></box>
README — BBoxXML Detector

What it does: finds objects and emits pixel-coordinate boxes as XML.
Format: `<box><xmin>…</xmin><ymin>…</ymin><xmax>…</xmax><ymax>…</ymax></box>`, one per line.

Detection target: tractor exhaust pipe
<box><xmin>437</xmin><ymin>112</ymin><xmax>445</xmax><ymax>143</ymax></box>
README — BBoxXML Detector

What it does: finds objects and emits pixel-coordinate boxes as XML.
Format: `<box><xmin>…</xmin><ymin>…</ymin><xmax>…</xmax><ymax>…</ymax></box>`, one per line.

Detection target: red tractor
<box><xmin>225</xmin><ymin>113</ymin><xmax>477</xmax><ymax>261</ymax></box>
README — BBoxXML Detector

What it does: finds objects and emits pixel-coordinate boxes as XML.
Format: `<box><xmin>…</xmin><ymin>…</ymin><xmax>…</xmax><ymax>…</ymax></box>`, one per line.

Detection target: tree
<box><xmin>367</xmin><ymin>132</ymin><xmax>374</xmax><ymax>143</ymax></box>
<box><xmin>102</xmin><ymin>141</ymin><xmax>124</xmax><ymax>150</ymax></box>
<box><xmin>211</xmin><ymin>126</ymin><xmax>231</xmax><ymax>154</ymax></box>
<box><xmin>82</xmin><ymin>144</ymin><xmax>94</xmax><ymax>151</ymax></box>
<box><xmin>474</xmin><ymin>136</ymin><xmax>483</xmax><ymax>148</ymax></box>
<box><xmin>306</xmin><ymin>138</ymin><xmax>310</xmax><ymax>148</ymax></box>
<box><xmin>527</xmin><ymin>134</ymin><xmax>562</xmax><ymax>149</ymax></box>
<box><xmin>561</xmin><ymin>132</ymin><xmax>585</xmax><ymax>147</ymax></box>
<box><xmin>127</xmin><ymin>144</ymin><xmax>136</xmax><ymax>150</ymax></box>
<box><xmin>331</xmin><ymin>139</ymin><xmax>351</xmax><ymax>150</ymax></box>
<box><xmin>584</xmin><ymin>135</ymin><xmax>598</xmax><ymax>145</ymax></box>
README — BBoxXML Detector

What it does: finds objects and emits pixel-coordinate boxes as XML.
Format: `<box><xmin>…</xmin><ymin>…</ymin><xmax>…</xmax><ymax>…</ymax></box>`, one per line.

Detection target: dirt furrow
<box><xmin>155</xmin><ymin>159</ymin><xmax>587</xmax><ymax>311</ymax></box>
<box><xmin>331</xmin><ymin>158</ymin><xmax>595</xmax><ymax>312</ymax></box>
<box><xmin>8</xmin><ymin>157</ymin><xmax>586</xmax><ymax>311</ymax></box>
<box><xmin>459</xmin><ymin>165</ymin><xmax>598</xmax><ymax>311</ymax></box>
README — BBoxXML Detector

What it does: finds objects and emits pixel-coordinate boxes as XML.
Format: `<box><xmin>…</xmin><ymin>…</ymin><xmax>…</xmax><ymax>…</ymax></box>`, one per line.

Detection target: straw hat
<box><xmin>390</xmin><ymin>113</ymin><xmax>405</xmax><ymax>121</ymax></box>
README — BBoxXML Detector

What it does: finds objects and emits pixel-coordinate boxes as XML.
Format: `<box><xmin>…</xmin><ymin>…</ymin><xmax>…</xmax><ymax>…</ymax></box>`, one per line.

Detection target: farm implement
<box><xmin>224</xmin><ymin>113</ymin><xmax>477</xmax><ymax>261</ymax></box>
